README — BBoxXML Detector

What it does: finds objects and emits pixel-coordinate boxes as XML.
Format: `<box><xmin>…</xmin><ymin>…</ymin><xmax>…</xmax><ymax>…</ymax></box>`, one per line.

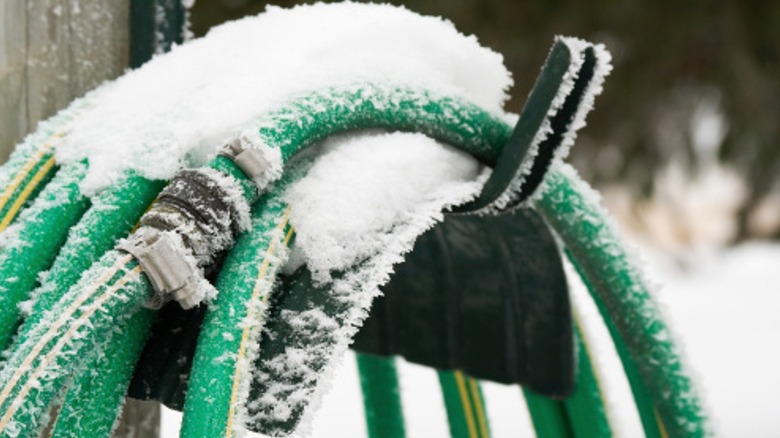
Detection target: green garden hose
<box><xmin>438</xmin><ymin>370</ymin><xmax>491</xmax><ymax>438</ymax></box>
<box><xmin>0</xmin><ymin>163</ymin><xmax>90</xmax><ymax>348</ymax></box>
<box><xmin>0</xmin><ymin>174</ymin><xmax>162</xmax><ymax>437</ymax></box>
<box><xmin>0</xmin><ymin>250</ymin><xmax>149</xmax><ymax>437</ymax></box>
<box><xmin>184</xmin><ymin>84</ymin><xmax>704</xmax><ymax>436</ymax></box>
<box><xmin>0</xmin><ymin>97</ymin><xmax>93</xmax><ymax>232</ymax></box>
<box><xmin>523</xmin><ymin>388</ymin><xmax>572</xmax><ymax>438</ymax></box>
<box><xmin>181</xmin><ymin>84</ymin><xmax>513</xmax><ymax>438</ymax></box>
<box><xmin>0</xmin><ymin>151</ymin><xmax>57</xmax><ymax>232</ymax></box>
<box><xmin>0</xmin><ymin>136</ymin><xmax>58</xmax><ymax>232</ymax></box>
<box><xmin>0</xmin><ymin>82</ymin><xmax>706</xmax><ymax>438</ymax></box>
<box><xmin>356</xmin><ymin>354</ymin><xmax>407</xmax><ymax>438</ymax></box>
<box><xmin>561</xmin><ymin>326</ymin><xmax>612</xmax><ymax>438</ymax></box>
<box><xmin>25</xmin><ymin>175</ymin><xmax>165</xmax><ymax>316</ymax></box>
<box><xmin>181</xmin><ymin>179</ymin><xmax>294</xmax><ymax>438</ymax></box>
<box><xmin>523</xmin><ymin>325</ymin><xmax>611</xmax><ymax>438</ymax></box>
<box><xmin>569</xmin><ymin>259</ymin><xmax>664</xmax><ymax>438</ymax></box>
<box><xmin>52</xmin><ymin>308</ymin><xmax>157</xmax><ymax>438</ymax></box>
<box><xmin>44</xmin><ymin>177</ymin><xmax>165</xmax><ymax>437</ymax></box>
<box><xmin>0</xmin><ymin>174</ymin><xmax>164</xmax><ymax>351</ymax></box>
<box><xmin>534</xmin><ymin>163</ymin><xmax>707</xmax><ymax>437</ymax></box>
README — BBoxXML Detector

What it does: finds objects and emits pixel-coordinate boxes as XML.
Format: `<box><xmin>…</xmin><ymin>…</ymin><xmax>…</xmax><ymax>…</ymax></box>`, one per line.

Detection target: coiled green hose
<box><xmin>534</xmin><ymin>163</ymin><xmax>708</xmax><ymax>437</ymax></box>
<box><xmin>0</xmin><ymin>83</ymin><xmax>706</xmax><ymax>438</ymax></box>
<box><xmin>0</xmin><ymin>163</ymin><xmax>90</xmax><ymax>348</ymax></box>
<box><xmin>357</xmin><ymin>354</ymin><xmax>407</xmax><ymax>438</ymax></box>
<box><xmin>0</xmin><ymin>98</ymin><xmax>93</xmax><ymax>233</ymax></box>
<box><xmin>182</xmin><ymin>84</ymin><xmax>512</xmax><ymax>438</ymax></box>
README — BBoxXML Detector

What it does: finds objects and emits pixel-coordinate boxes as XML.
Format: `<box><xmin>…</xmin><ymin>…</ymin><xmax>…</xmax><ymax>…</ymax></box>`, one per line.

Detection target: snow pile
<box><xmin>52</xmin><ymin>2</ymin><xmax>512</xmax><ymax>194</ymax></box>
<box><xmin>285</xmin><ymin>132</ymin><xmax>486</xmax><ymax>283</ymax></box>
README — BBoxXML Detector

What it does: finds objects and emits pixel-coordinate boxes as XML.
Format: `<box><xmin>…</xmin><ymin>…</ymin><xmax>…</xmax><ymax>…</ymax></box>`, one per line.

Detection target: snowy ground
<box><xmin>161</xmin><ymin>241</ymin><xmax>780</xmax><ymax>437</ymax></box>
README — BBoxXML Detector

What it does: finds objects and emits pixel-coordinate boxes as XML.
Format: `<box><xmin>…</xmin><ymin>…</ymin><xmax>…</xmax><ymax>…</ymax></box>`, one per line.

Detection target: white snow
<box><xmin>284</xmin><ymin>131</ymin><xmax>486</xmax><ymax>283</ymax></box>
<box><xmin>51</xmin><ymin>2</ymin><xmax>512</xmax><ymax>195</ymax></box>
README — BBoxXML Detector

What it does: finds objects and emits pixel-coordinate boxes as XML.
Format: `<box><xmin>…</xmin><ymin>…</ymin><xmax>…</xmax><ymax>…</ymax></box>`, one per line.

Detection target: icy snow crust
<box><xmin>52</xmin><ymin>2</ymin><xmax>512</xmax><ymax>195</ymax></box>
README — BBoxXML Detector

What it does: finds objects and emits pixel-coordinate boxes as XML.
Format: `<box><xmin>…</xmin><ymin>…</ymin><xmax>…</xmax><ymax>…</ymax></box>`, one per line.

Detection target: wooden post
<box><xmin>113</xmin><ymin>399</ymin><xmax>162</xmax><ymax>438</ymax></box>
<box><xmin>0</xmin><ymin>0</ymin><xmax>130</xmax><ymax>161</ymax></box>
<box><xmin>0</xmin><ymin>2</ymin><xmax>160</xmax><ymax>436</ymax></box>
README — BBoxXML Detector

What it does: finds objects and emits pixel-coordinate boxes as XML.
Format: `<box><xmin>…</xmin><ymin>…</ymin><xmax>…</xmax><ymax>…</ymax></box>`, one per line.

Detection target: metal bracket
<box><xmin>219</xmin><ymin>137</ymin><xmax>270</xmax><ymax>188</ymax></box>
<box><xmin>119</xmin><ymin>228</ymin><xmax>204</xmax><ymax>309</ymax></box>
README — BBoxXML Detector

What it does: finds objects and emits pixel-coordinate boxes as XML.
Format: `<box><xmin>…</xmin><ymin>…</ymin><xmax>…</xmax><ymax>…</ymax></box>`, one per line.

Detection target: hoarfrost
<box><xmin>535</xmin><ymin>162</ymin><xmax>710</xmax><ymax>436</ymax></box>
<box><xmin>486</xmin><ymin>36</ymin><xmax>613</xmax><ymax>213</ymax></box>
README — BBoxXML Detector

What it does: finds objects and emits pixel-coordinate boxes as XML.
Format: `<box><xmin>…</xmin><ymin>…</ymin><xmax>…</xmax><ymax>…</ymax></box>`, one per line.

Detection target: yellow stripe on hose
<box><xmin>0</xmin><ymin>156</ymin><xmax>56</xmax><ymax>231</ymax></box>
<box><xmin>468</xmin><ymin>377</ymin><xmax>490</xmax><ymax>438</ymax></box>
<box><xmin>0</xmin><ymin>265</ymin><xmax>143</xmax><ymax>432</ymax></box>
<box><xmin>0</xmin><ymin>254</ymin><xmax>134</xmax><ymax>408</ymax></box>
<box><xmin>0</xmin><ymin>146</ymin><xmax>53</xmax><ymax>210</ymax></box>
<box><xmin>655</xmin><ymin>408</ymin><xmax>669</xmax><ymax>438</ymax></box>
<box><xmin>225</xmin><ymin>211</ymin><xmax>293</xmax><ymax>438</ymax></box>
<box><xmin>455</xmin><ymin>371</ymin><xmax>479</xmax><ymax>438</ymax></box>
<box><xmin>0</xmin><ymin>131</ymin><xmax>61</xmax><ymax>212</ymax></box>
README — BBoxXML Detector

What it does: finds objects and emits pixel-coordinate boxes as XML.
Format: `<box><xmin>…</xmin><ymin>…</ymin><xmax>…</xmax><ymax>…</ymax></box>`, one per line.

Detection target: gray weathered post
<box><xmin>0</xmin><ymin>2</ymin><xmax>160</xmax><ymax>436</ymax></box>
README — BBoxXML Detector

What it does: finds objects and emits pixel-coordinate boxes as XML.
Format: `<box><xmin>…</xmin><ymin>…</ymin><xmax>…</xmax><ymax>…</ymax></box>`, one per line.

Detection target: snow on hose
<box><xmin>0</xmin><ymin>83</ymin><xmax>507</xmax><ymax>437</ymax></box>
<box><xmin>0</xmin><ymin>12</ymin><xmax>706</xmax><ymax>438</ymax></box>
<box><xmin>0</xmin><ymin>75</ymin><xmax>705</xmax><ymax>438</ymax></box>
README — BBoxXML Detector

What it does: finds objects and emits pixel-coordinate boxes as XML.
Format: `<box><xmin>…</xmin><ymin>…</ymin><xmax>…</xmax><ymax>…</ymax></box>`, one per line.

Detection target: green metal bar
<box><xmin>356</xmin><ymin>354</ymin><xmax>406</xmax><ymax>438</ymax></box>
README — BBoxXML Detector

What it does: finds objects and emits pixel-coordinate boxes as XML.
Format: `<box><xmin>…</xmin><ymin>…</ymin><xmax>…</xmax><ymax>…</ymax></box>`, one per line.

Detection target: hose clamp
<box><xmin>219</xmin><ymin>137</ymin><xmax>270</xmax><ymax>188</ymax></box>
<box><xmin>119</xmin><ymin>228</ymin><xmax>205</xmax><ymax>309</ymax></box>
